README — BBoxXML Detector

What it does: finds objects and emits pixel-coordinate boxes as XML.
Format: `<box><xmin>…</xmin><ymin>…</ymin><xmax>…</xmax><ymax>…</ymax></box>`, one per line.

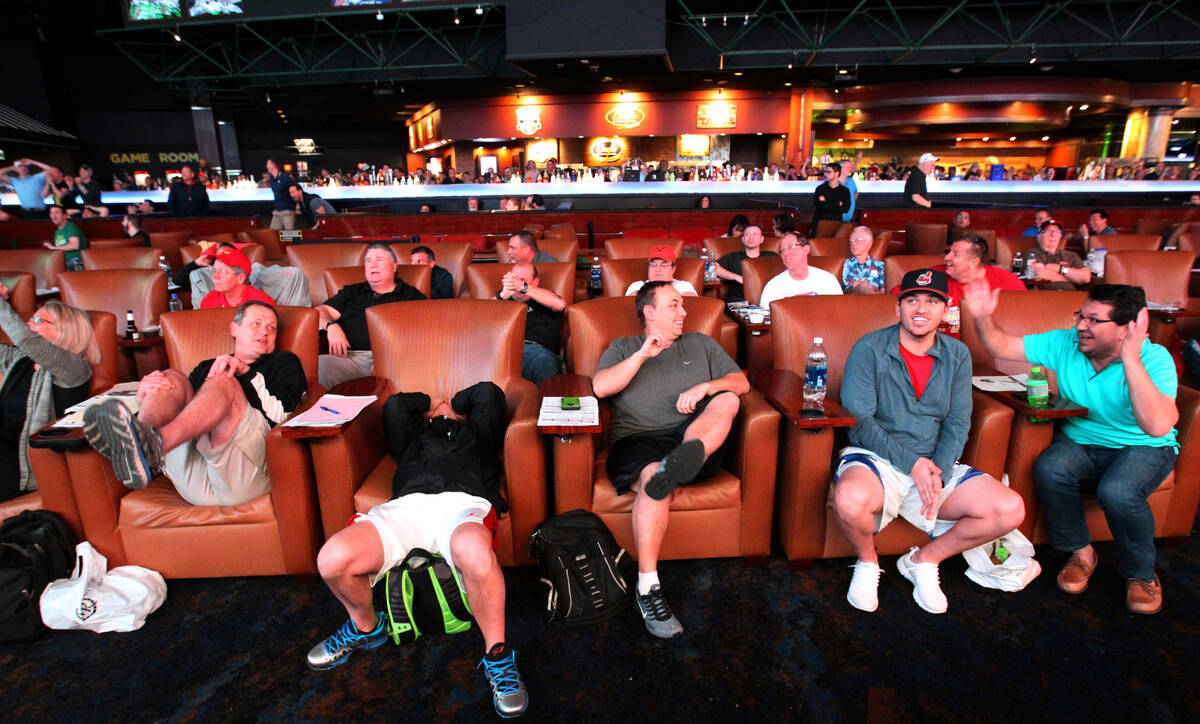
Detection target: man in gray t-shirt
<box><xmin>593</xmin><ymin>281</ymin><xmax>748</xmax><ymax>639</ymax></box>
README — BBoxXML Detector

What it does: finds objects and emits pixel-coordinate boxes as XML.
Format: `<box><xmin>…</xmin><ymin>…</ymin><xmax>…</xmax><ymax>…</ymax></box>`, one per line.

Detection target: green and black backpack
<box><xmin>382</xmin><ymin>548</ymin><xmax>474</xmax><ymax>645</ymax></box>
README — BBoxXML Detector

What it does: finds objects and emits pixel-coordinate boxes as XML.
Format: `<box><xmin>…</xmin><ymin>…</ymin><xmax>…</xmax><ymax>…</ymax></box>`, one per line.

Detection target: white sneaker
<box><xmin>896</xmin><ymin>547</ymin><xmax>948</xmax><ymax>614</ymax></box>
<box><xmin>847</xmin><ymin>560</ymin><xmax>882</xmax><ymax>612</ymax></box>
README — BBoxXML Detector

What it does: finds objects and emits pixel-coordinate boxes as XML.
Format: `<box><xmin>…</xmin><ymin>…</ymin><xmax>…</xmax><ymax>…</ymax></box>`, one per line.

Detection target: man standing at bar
<box><xmin>964</xmin><ymin>282</ymin><xmax>1177</xmax><ymax>614</ymax></box>
<box><xmin>266</xmin><ymin>158</ymin><xmax>296</xmax><ymax>230</ymax></box>
<box><xmin>810</xmin><ymin>162</ymin><xmax>851</xmax><ymax>236</ymax></box>
<box><xmin>167</xmin><ymin>164</ymin><xmax>210</xmax><ymax>217</ymax></box>
<box><xmin>593</xmin><ymin>281</ymin><xmax>747</xmax><ymax>638</ymax></box>
<box><xmin>905</xmin><ymin>153</ymin><xmax>937</xmax><ymax>209</ymax></box>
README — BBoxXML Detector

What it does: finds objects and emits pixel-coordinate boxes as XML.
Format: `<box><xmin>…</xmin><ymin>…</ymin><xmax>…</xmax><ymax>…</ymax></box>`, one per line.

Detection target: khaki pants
<box><xmin>270</xmin><ymin>209</ymin><xmax>297</xmax><ymax>230</ymax></box>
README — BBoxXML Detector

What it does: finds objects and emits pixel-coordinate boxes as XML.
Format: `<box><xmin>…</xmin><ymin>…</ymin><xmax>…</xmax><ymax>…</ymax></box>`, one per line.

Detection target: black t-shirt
<box><xmin>812</xmin><ymin>182</ymin><xmax>851</xmax><ymax>220</ymax></box>
<box><xmin>51</xmin><ymin>180</ymin><xmax>78</xmax><ymax>210</ymax></box>
<box><xmin>430</xmin><ymin>265</ymin><xmax>454</xmax><ymax>300</ymax></box>
<box><xmin>77</xmin><ymin>179</ymin><xmax>103</xmax><ymax>207</ymax></box>
<box><xmin>717</xmin><ymin>250</ymin><xmax>779</xmax><ymax>302</ymax></box>
<box><xmin>325</xmin><ymin>279</ymin><xmax>427</xmax><ymax>350</ymax></box>
<box><xmin>511</xmin><ymin>296</ymin><xmax>562</xmax><ymax>351</ymax></box>
<box><xmin>188</xmin><ymin>351</ymin><xmax>306</xmax><ymax>428</ymax></box>
<box><xmin>903</xmin><ymin>168</ymin><xmax>928</xmax><ymax>208</ymax></box>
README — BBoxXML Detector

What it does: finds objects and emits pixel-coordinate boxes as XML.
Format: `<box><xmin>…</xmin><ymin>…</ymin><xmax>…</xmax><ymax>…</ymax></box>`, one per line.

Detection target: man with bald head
<box><xmin>493</xmin><ymin>261</ymin><xmax>566</xmax><ymax>385</ymax></box>
<box><xmin>714</xmin><ymin>224</ymin><xmax>778</xmax><ymax>303</ymax></box>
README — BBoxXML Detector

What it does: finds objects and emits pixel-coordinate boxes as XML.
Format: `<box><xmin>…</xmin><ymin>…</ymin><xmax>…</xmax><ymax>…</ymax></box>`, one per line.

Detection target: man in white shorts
<box><xmin>306</xmin><ymin>381</ymin><xmax>528</xmax><ymax>719</ymax></box>
<box><xmin>832</xmin><ymin>268</ymin><xmax>1025</xmax><ymax>614</ymax></box>
<box><xmin>84</xmin><ymin>301</ymin><xmax>306</xmax><ymax>506</ymax></box>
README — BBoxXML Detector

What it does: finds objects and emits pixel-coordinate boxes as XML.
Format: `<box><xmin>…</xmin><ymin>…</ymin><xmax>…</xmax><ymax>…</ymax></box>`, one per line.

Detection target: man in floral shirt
<box><xmin>842</xmin><ymin>226</ymin><xmax>885</xmax><ymax>294</ymax></box>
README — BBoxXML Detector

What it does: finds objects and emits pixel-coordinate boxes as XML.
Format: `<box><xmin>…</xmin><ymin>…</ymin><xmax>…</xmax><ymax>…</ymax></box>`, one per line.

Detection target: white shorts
<box><xmin>352</xmin><ymin>492</ymin><xmax>495</xmax><ymax>586</ymax></box>
<box><xmin>835</xmin><ymin>446</ymin><xmax>986</xmax><ymax>536</ymax></box>
<box><xmin>162</xmin><ymin>404</ymin><xmax>272</xmax><ymax>506</ymax></box>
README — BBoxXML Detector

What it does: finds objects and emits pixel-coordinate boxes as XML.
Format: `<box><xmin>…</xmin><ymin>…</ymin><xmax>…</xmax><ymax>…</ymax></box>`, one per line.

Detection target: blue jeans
<box><xmin>1033</xmin><ymin>433</ymin><xmax>1176</xmax><ymax>581</ymax></box>
<box><xmin>521</xmin><ymin>340</ymin><xmax>561</xmax><ymax>386</ymax></box>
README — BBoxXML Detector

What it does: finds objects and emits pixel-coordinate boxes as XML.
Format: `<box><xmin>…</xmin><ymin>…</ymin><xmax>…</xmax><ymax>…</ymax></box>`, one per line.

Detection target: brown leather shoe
<box><xmin>1126</xmin><ymin>575</ymin><xmax>1163</xmax><ymax>615</ymax></box>
<box><xmin>1056</xmin><ymin>551</ymin><xmax>1098</xmax><ymax>594</ymax></box>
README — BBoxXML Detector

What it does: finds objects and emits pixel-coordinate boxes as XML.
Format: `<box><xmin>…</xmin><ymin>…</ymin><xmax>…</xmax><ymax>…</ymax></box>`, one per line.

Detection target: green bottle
<box><xmin>1027</xmin><ymin>365</ymin><xmax>1049</xmax><ymax>409</ymax></box>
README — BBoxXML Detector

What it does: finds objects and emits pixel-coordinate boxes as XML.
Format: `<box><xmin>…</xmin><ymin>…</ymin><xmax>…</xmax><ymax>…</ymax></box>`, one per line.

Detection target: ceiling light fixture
<box><xmin>1079</xmin><ymin>104</ymin><xmax>1090</xmax><ymax>111</ymax></box>
<box><xmin>1042</xmin><ymin>135</ymin><xmax>1050</xmax><ymax>141</ymax></box>
<box><xmin>376</xmin><ymin>10</ymin><xmax>384</xmax><ymax>21</ymax></box>
<box><xmin>723</xmin><ymin>15</ymin><xmax>728</xmax><ymax>27</ymax></box>
<box><xmin>1009</xmin><ymin>136</ymin><xmax>1017</xmax><ymax>141</ymax></box>
<box><xmin>1029</xmin><ymin>44</ymin><xmax>1037</xmax><ymax>64</ymax></box>
<box><xmin>982</xmin><ymin>136</ymin><xmax>989</xmax><ymax>141</ymax></box>
<box><xmin>172</xmin><ymin>28</ymin><xmax>181</xmax><ymax>42</ymax></box>
<box><xmin>744</xmin><ymin>14</ymin><xmax>750</xmax><ymax>25</ymax></box>
<box><xmin>476</xmin><ymin>4</ymin><xmax>483</xmax><ymax>15</ymax></box>
<box><xmin>956</xmin><ymin>137</ymin><xmax>962</xmax><ymax>142</ymax></box>
<box><xmin>701</xmin><ymin>16</ymin><xmax>707</xmax><ymax>27</ymax></box>
<box><xmin>454</xmin><ymin>8</ymin><xmax>460</xmax><ymax>24</ymax></box>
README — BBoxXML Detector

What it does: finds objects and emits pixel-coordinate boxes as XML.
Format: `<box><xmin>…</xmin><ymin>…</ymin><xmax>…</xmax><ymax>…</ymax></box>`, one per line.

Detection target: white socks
<box><xmin>637</xmin><ymin>571</ymin><xmax>660</xmax><ymax>596</ymax></box>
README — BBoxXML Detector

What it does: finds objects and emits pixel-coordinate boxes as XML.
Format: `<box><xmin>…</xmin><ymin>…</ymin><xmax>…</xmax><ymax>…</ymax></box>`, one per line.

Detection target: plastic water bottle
<box><xmin>701</xmin><ymin>251</ymin><xmax>717</xmax><ymax>284</ymax></box>
<box><xmin>1093</xmin><ymin>247</ymin><xmax>1107</xmax><ymax>277</ymax></box>
<box><xmin>169</xmin><ymin>293</ymin><xmax>183</xmax><ymax>312</ymax></box>
<box><xmin>1027</xmin><ymin>365</ymin><xmax>1049</xmax><ymax>409</ymax></box>
<box><xmin>803</xmin><ymin>337</ymin><xmax>828</xmax><ymax>409</ymax></box>
<box><xmin>589</xmin><ymin>256</ymin><xmax>602</xmax><ymax>293</ymax></box>
<box><xmin>158</xmin><ymin>254</ymin><xmax>170</xmax><ymax>275</ymax></box>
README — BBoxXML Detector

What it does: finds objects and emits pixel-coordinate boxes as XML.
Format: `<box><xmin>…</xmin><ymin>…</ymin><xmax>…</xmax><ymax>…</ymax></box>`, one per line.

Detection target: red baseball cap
<box><xmin>648</xmin><ymin>244</ymin><xmax>676</xmax><ymax>263</ymax></box>
<box><xmin>215</xmin><ymin>248</ymin><xmax>253</xmax><ymax>276</ymax></box>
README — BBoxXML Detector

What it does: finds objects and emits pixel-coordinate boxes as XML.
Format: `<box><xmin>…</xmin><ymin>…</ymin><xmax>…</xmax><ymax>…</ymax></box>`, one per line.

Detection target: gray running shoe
<box><xmin>645</xmin><ymin>439</ymin><xmax>706</xmax><ymax>500</ymax></box>
<box><xmin>306</xmin><ymin>613</ymin><xmax>387</xmax><ymax>670</ymax></box>
<box><xmin>479</xmin><ymin>643</ymin><xmax>529</xmax><ymax>718</ymax></box>
<box><xmin>636</xmin><ymin>584</ymin><xmax>684</xmax><ymax>638</ymax></box>
<box><xmin>82</xmin><ymin>399</ymin><xmax>162</xmax><ymax>490</ymax></box>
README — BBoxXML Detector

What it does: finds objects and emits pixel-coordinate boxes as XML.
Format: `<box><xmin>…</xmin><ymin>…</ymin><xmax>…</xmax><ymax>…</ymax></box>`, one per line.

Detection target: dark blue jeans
<box><xmin>521</xmin><ymin>340</ymin><xmax>561</xmax><ymax>386</ymax></box>
<box><xmin>1033</xmin><ymin>433</ymin><xmax>1176</xmax><ymax>582</ymax></box>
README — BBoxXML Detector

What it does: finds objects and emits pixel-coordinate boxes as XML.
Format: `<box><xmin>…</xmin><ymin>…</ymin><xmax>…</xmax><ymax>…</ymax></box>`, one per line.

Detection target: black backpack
<box><xmin>382</xmin><ymin>548</ymin><xmax>474</xmax><ymax>645</ymax></box>
<box><xmin>0</xmin><ymin>510</ymin><xmax>75</xmax><ymax>643</ymax></box>
<box><xmin>527</xmin><ymin>509</ymin><xmax>635</xmax><ymax>625</ymax></box>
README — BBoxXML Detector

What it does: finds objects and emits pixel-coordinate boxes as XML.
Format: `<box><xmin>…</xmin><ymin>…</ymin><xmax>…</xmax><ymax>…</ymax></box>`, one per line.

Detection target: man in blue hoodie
<box><xmin>832</xmin><ymin>268</ymin><xmax>1025</xmax><ymax>615</ymax></box>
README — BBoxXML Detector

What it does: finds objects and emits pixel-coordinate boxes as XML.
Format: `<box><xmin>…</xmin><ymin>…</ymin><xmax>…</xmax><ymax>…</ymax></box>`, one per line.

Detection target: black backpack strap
<box><xmin>383</xmin><ymin>565</ymin><xmax>419</xmax><ymax>645</ymax></box>
<box><xmin>428</xmin><ymin>557</ymin><xmax>473</xmax><ymax>622</ymax></box>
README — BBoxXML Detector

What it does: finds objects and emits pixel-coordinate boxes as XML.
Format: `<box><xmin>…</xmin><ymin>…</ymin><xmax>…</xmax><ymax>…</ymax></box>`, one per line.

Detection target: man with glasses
<box><xmin>759</xmin><ymin>233</ymin><xmax>843</xmax><ymax>308</ymax></box>
<box><xmin>624</xmin><ymin>245</ymin><xmax>698</xmax><ymax>297</ymax></box>
<box><xmin>810</xmin><ymin>162</ymin><xmax>851</xmax><ymax>236</ymax></box>
<box><xmin>964</xmin><ymin>282</ymin><xmax>1178</xmax><ymax>615</ymax></box>
<box><xmin>1028</xmin><ymin>220</ymin><xmax>1091</xmax><ymax>290</ymax></box>
<box><xmin>842</xmin><ymin>226</ymin><xmax>885</xmax><ymax>294</ymax></box>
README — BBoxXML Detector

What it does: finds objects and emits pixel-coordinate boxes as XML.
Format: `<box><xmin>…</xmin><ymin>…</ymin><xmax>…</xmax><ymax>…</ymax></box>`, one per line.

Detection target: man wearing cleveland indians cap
<box><xmin>832</xmin><ymin>268</ymin><xmax>1025</xmax><ymax>614</ymax></box>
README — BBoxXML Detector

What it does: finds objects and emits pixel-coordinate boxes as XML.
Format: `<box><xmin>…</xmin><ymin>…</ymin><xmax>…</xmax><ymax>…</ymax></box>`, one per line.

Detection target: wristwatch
<box><xmin>1059</xmin><ymin>263</ymin><xmax>1069</xmax><ymax>276</ymax></box>
<box><xmin>520</xmin><ymin>281</ymin><xmax>529</xmax><ymax>295</ymax></box>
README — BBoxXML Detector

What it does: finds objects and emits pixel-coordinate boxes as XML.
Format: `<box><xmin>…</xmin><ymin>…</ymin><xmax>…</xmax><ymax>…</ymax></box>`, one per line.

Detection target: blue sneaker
<box><xmin>306</xmin><ymin>612</ymin><xmax>387</xmax><ymax>670</ymax></box>
<box><xmin>479</xmin><ymin>643</ymin><xmax>529</xmax><ymax>718</ymax></box>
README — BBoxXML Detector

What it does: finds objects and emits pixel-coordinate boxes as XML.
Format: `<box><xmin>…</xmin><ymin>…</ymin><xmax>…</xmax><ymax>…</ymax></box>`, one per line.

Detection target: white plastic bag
<box><xmin>962</xmin><ymin>529</ymin><xmax>1042</xmax><ymax>592</ymax></box>
<box><xmin>39</xmin><ymin>542</ymin><xmax>167</xmax><ymax>632</ymax></box>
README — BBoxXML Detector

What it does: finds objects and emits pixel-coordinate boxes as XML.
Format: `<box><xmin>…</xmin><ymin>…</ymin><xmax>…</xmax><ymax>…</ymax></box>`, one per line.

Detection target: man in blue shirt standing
<box><xmin>265</xmin><ymin>158</ymin><xmax>296</xmax><ymax>230</ymax></box>
<box><xmin>965</xmin><ymin>282</ymin><xmax>1178</xmax><ymax>614</ymax></box>
<box><xmin>840</xmin><ymin>159</ymin><xmax>859</xmax><ymax>223</ymax></box>
<box><xmin>0</xmin><ymin>158</ymin><xmax>52</xmax><ymax>217</ymax></box>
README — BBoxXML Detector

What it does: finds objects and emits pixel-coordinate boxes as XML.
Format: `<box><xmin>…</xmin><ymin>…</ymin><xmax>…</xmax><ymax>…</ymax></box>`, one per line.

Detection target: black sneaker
<box><xmin>479</xmin><ymin>643</ymin><xmax>529</xmax><ymax>718</ymax></box>
<box><xmin>82</xmin><ymin>399</ymin><xmax>162</xmax><ymax>490</ymax></box>
<box><xmin>644</xmin><ymin>439</ymin><xmax>706</xmax><ymax>500</ymax></box>
<box><xmin>636</xmin><ymin>584</ymin><xmax>683</xmax><ymax>638</ymax></box>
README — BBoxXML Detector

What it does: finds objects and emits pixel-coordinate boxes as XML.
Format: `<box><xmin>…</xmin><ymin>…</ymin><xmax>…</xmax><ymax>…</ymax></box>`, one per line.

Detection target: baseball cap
<box><xmin>1039</xmin><ymin>219</ymin><xmax>1063</xmax><ymax>232</ymax></box>
<box><xmin>898</xmin><ymin>268</ymin><xmax>950</xmax><ymax>302</ymax></box>
<box><xmin>215</xmin><ymin>248</ymin><xmax>253</xmax><ymax>276</ymax></box>
<box><xmin>919</xmin><ymin>153</ymin><xmax>939</xmax><ymax>164</ymax></box>
<box><xmin>648</xmin><ymin>244</ymin><xmax>676</xmax><ymax>264</ymax></box>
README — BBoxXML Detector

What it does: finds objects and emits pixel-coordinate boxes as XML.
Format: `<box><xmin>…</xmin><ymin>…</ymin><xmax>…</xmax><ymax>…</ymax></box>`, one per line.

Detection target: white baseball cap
<box><xmin>919</xmin><ymin>153</ymin><xmax>939</xmax><ymax>164</ymax></box>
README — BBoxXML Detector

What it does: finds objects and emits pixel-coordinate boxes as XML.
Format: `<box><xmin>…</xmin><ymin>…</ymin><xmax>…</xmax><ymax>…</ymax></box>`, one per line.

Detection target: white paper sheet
<box><xmin>538</xmin><ymin>396</ymin><xmax>600</xmax><ymax>427</ymax></box>
<box><xmin>282</xmin><ymin>394</ymin><xmax>376</xmax><ymax>427</ymax></box>
<box><xmin>972</xmin><ymin>373</ymin><xmax>1029</xmax><ymax>392</ymax></box>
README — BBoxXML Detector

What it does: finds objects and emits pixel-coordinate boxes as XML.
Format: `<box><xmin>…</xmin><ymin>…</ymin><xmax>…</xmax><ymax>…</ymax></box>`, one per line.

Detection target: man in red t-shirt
<box><xmin>199</xmin><ymin>247</ymin><xmax>275</xmax><ymax>309</ymax></box>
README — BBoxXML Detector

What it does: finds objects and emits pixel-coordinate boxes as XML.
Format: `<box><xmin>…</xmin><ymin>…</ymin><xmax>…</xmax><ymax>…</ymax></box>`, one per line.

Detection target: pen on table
<box><xmin>319</xmin><ymin>405</ymin><xmax>341</xmax><ymax>415</ymax></box>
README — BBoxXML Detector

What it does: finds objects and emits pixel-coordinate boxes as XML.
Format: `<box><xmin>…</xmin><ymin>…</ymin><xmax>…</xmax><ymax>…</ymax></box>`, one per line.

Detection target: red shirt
<box><xmin>898</xmin><ymin>341</ymin><xmax>935</xmax><ymax>399</ymax></box>
<box><xmin>199</xmin><ymin>284</ymin><xmax>276</xmax><ymax>309</ymax></box>
<box><xmin>891</xmin><ymin>264</ymin><xmax>1024</xmax><ymax>338</ymax></box>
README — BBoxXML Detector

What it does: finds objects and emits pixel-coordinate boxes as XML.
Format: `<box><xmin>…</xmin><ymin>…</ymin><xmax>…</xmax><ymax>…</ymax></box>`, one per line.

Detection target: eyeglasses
<box><xmin>1073</xmin><ymin>311</ymin><xmax>1117</xmax><ymax>327</ymax></box>
<box><xmin>648</xmin><ymin>261</ymin><xmax>674</xmax><ymax>268</ymax></box>
<box><xmin>31</xmin><ymin>315</ymin><xmax>54</xmax><ymax>326</ymax></box>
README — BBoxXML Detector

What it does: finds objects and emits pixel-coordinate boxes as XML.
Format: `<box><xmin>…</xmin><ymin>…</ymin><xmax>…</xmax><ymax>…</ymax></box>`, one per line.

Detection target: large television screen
<box><xmin>188</xmin><ymin>0</ymin><xmax>243</xmax><ymax>17</ymax></box>
<box><xmin>333</xmin><ymin>0</ymin><xmax>390</xmax><ymax>6</ymax></box>
<box><xmin>128</xmin><ymin>0</ymin><xmax>181</xmax><ymax>20</ymax></box>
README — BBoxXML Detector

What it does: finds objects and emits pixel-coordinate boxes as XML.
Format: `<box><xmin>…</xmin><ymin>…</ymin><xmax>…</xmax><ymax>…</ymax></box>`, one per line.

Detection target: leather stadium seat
<box><xmin>605</xmin><ymin>237</ymin><xmax>684</xmax><ymax>260</ymax></box>
<box><xmin>148</xmin><ymin>231</ymin><xmax>192</xmax><ymax>271</ymax></box>
<box><xmin>884</xmin><ymin>254</ymin><xmax>945</xmax><ymax>291</ymax></box>
<box><xmin>494</xmin><ymin>237</ymin><xmax>579</xmax><ymax>266</ymax></box>
<box><xmin>668</xmin><ymin>227</ymin><xmax>720</xmax><ymax>255</ymax></box>
<box><xmin>188</xmin><ymin>232</ymin><xmax>238</xmax><ymax>246</ymax></box>
<box><xmin>868</xmin><ymin>228</ymin><xmax>893</xmax><ymax>259</ymax></box>
<box><xmin>0</xmin><ymin>271</ymin><xmax>36</xmax><ymax>320</ymax></box>
<box><xmin>389</xmin><ymin>241</ymin><xmax>473</xmax><ymax>298</ymax></box>
<box><xmin>807</xmin><ymin>255</ymin><xmax>845</xmax><ymax>281</ymax></box>
<box><xmin>180</xmin><ymin>244</ymin><xmax>267</xmax><ymax>266</ymax></box>
<box><xmin>1087</xmin><ymin>233</ymin><xmax>1161</xmax><ymax>252</ymax></box>
<box><xmin>58</xmin><ymin>269</ymin><xmax>169</xmax><ymax>381</ymax></box>
<box><xmin>62</xmin><ymin>306</ymin><xmax>324</xmax><ymax>578</ymax></box>
<box><xmin>323</xmin><ymin>264</ymin><xmax>432</xmax><ymax>299</ymax></box>
<box><xmin>994</xmin><ymin>236</ymin><xmax>1034</xmax><ymax>270</ymax></box>
<box><xmin>463</xmin><ymin>261</ymin><xmax>575</xmax><ymax>304</ymax></box>
<box><xmin>0</xmin><ymin>249</ymin><xmax>66</xmax><ymax>290</ymax></box>
<box><xmin>807</xmin><ymin>237</ymin><xmax>849</xmax><ymax>257</ymax></box>
<box><xmin>286</xmin><ymin>243</ymin><xmax>367</xmax><ymax>306</ymax></box>
<box><xmin>238</xmin><ymin>228</ymin><xmax>287</xmax><ymax>261</ymax></box>
<box><xmin>905</xmin><ymin>222</ymin><xmax>948</xmax><ymax>255</ymax></box>
<box><xmin>553</xmin><ymin>295</ymin><xmax>780</xmax><ymax>561</ymax></box>
<box><xmin>767</xmin><ymin>294</ymin><xmax>1013</xmax><ymax>562</ymax></box>
<box><xmin>81</xmin><ymin>247</ymin><xmax>161</xmax><ymax>271</ymax></box>
<box><xmin>600</xmin><ymin>258</ymin><xmax>704</xmax><ymax>298</ymax></box>
<box><xmin>543</xmin><ymin>222</ymin><xmax>577</xmax><ymax>242</ymax></box>
<box><xmin>740</xmin><ymin>256</ymin><xmax>786</xmax><ymax>306</ymax></box>
<box><xmin>302</xmin><ymin>300</ymin><xmax>546</xmax><ymax>566</ymax></box>
<box><xmin>622</xmin><ymin>228</ymin><xmax>668</xmax><ymax>238</ymax></box>
<box><xmin>439</xmin><ymin>233</ymin><xmax>487</xmax><ymax>252</ymax></box>
<box><xmin>1102</xmin><ymin>250</ymin><xmax>1192</xmax><ymax>307</ymax></box>
<box><xmin>89</xmin><ymin>237</ymin><xmax>145</xmax><ymax>249</ymax></box>
<box><xmin>814</xmin><ymin>220</ymin><xmax>852</xmax><ymax>239</ymax></box>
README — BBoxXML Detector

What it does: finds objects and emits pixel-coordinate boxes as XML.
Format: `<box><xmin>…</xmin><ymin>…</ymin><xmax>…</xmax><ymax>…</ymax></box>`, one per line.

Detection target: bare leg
<box><xmin>156</xmin><ymin>374</ymin><xmax>249</xmax><ymax>453</ymax></box>
<box><xmin>316</xmin><ymin>521</ymin><xmax>386</xmax><ymax>633</ymax></box>
<box><xmin>681</xmin><ymin>391</ymin><xmax>740</xmax><ymax>456</ymax></box>
<box><xmin>831</xmin><ymin>466</ymin><xmax>886</xmax><ymax>563</ymax></box>
<box><xmin>136</xmin><ymin>369</ymin><xmax>193</xmax><ymax>428</ymax></box>
<box><xmin>450</xmin><ymin>523</ymin><xmax>506</xmax><ymax>651</ymax></box>
<box><xmin>910</xmin><ymin>475</ymin><xmax>1026</xmax><ymax>565</ymax></box>
<box><xmin>631</xmin><ymin>463</ymin><xmax>670</xmax><ymax>573</ymax></box>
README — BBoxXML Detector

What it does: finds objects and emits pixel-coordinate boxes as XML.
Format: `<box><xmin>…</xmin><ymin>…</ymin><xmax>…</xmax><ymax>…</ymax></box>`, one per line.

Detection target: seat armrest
<box><xmin>502</xmin><ymin>379</ymin><xmax>547</xmax><ymax>565</ymax></box>
<box><xmin>64</xmin><ymin>446</ymin><xmax>132</xmax><ymax>566</ymax></box>
<box><xmin>308</xmin><ymin>393</ymin><xmax>390</xmax><ymax>539</ymax></box>
<box><xmin>719</xmin><ymin>319</ymin><xmax>737</xmax><ymax>361</ymax></box>
<box><xmin>960</xmin><ymin>390</ymin><xmax>1014</xmax><ymax>480</ymax></box>
<box><xmin>726</xmin><ymin>389</ymin><xmax>780</xmax><ymax>557</ymax></box>
<box><xmin>265</xmin><ymin>382</ymin><xmax>326</xmax><ymax>574</ymax></box>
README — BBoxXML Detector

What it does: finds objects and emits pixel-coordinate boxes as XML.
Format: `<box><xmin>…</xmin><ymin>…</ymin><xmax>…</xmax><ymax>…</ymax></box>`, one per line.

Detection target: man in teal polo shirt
<box><xmin>44</xmin><ymin>205</ymin><xmax>88</xmax><ymax>270</ymax></box>
<box><xmin>964</xmin><ymin>282</ymin><xmax>1178</xmax><ymax>614</ymax></box>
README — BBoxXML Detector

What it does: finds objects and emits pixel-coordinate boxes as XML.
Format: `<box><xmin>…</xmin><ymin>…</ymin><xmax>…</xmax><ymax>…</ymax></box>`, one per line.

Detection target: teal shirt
<box><xmin>842</xmin><ymin>176</ymin><xmax>858</xmax><ymax>222</ymax></box>
<box><xmin>53</xmin><ymin>221</ymin><xmax>87</xmax><ymax>266</ymax></box>
<box><xmin>1023</xmin><ymin>328</ymin><xmax>1178</xmax><ymax>449</ymax></box>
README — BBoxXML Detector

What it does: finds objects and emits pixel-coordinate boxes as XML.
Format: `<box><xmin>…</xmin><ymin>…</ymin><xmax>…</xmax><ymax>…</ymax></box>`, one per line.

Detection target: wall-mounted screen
<box><xmin>128</xmin><ymin>0</ymin><xmax>182</xmax><ymax>21</ymax></box>
<box><xmin>188</xmin><ymin>0</ymin><xmax>243</xmax><ymax>17</ymax></box>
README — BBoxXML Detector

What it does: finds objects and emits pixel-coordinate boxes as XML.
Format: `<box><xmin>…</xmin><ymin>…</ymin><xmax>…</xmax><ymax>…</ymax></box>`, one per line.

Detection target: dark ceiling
<box><xmin>3</xmin><ymin>0</ymin><xmax>1198</xmax><ymax>134</ymax></box>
